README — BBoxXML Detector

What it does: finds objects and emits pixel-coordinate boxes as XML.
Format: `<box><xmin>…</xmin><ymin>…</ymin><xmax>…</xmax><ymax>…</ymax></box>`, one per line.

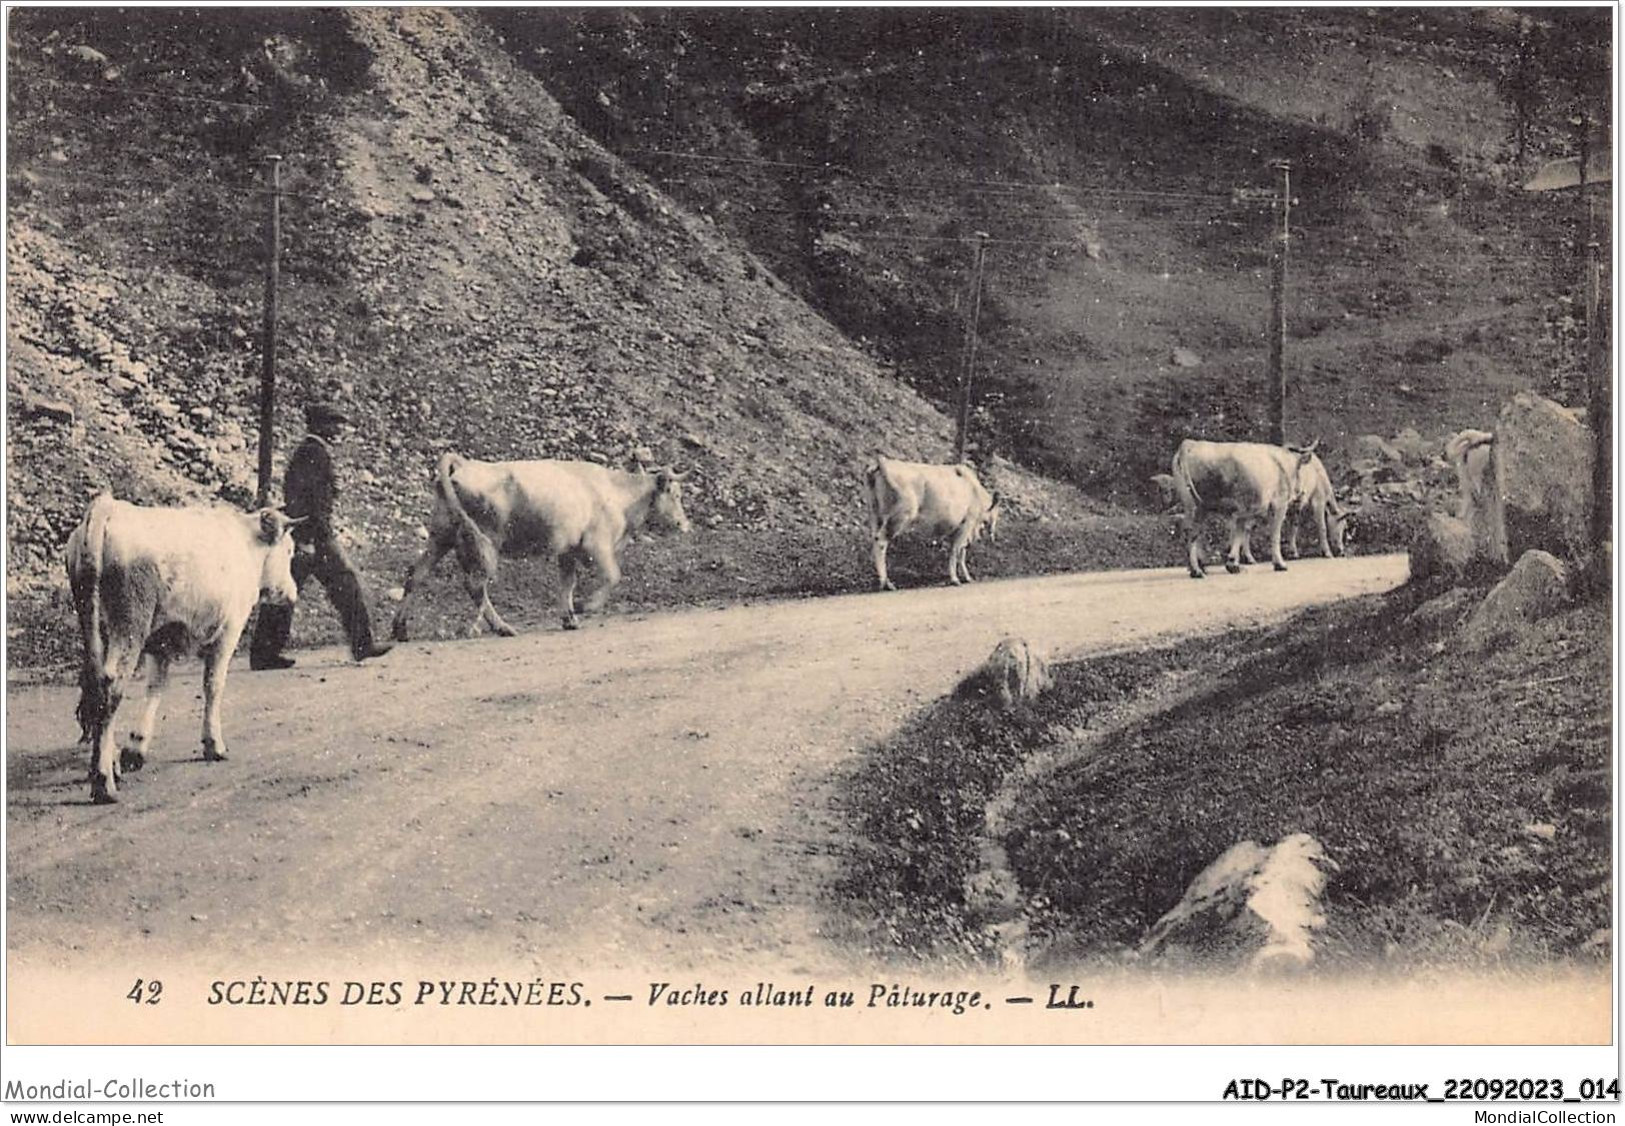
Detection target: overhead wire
<box><xmin>20</xmin><ymin>166</ymin><xmax>353</xmax><ymax>206</ymax></box>
<box><xmin>23</xmin><ymin>74</ymin><xmax>276</xmax><ymax>113</ymax></box>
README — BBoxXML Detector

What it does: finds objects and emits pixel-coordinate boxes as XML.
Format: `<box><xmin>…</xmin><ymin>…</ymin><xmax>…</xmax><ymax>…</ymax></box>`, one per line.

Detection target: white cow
<box><xmin>863</xmin><ymin>456</ymin><xmax>1001</xmax><ymax>590</ymax></box>
<box><xmin>1444</xmin><ymin>427</ymin><xmax>1506</xmax><ymax>563</ymax></box>
<box><xmin>1168</xmin><ymin>439</ymin><xmax>1315</xmax><ymax>578</ymax></box>
<box><xmin>1282</xmin><ymin>451</ymin><xmax>1354</xmax><ymax>560</ymax></box>
<box><xmin>393</xmin><ymin>454</ymin><xmax>692</xmax><ymax>636</ymax></box>
<box><xmin>66</xmin><ymin>495</ymin><xmax>301</xmax><ymax>804</ymax></box>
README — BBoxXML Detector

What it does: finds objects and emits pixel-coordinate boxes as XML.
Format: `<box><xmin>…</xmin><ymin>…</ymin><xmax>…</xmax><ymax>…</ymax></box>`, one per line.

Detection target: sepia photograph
<box><xmin>2</xmin><ymin>1</ymin><xmax>1616</xmax><ymax>1105</ymax></box>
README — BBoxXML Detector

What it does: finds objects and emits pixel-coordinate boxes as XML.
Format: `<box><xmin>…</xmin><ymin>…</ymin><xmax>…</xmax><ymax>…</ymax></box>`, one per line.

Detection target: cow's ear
<box><xmin>257</xmin><ymin>509</ymin><xmax>286</xmax><ymax>544</ymax></box>
<box><xmin>989</xmin><ymin>491</ymin><xmax>1003</xmax><ymax>511</ymax></box>
<box><xmin>259</xmin><ymin>510</ymin><xmax>302</xmax><ymax>543</ymax></box>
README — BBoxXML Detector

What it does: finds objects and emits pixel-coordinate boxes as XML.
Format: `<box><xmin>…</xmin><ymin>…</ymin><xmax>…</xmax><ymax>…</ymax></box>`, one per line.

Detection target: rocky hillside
<box><xmin>8</xmin><ymin>8</ymin><xmax>1075</xmax><ymax>607</ymax></box>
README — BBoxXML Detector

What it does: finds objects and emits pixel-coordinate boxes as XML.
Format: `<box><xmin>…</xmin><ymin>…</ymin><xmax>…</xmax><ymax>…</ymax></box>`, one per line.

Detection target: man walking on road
<box><xmin>251</xmin><ymin>400</ymin><xmax>393</xmax><ymax>671</ymax></box>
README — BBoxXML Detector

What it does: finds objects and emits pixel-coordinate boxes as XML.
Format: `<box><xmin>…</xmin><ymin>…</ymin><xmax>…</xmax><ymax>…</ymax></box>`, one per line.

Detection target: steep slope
<box><xmin>6</xmin><ymin>9</ymin><xmax>1052</xmax><ymax>613</ymax></box>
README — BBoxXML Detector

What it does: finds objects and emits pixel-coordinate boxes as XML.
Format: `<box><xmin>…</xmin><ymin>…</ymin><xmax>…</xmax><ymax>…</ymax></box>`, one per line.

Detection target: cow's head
<box><xmin>255</xmin><ymin>509</ymin><xmax>302</xmax><ymax>605</ymax></box>
<box><xmin>651</xmin><ymin>469</ymin><xmax>693</xmax><ymax>534</ymax></box>
<box><xmin>1288</xmin><ymin>437</ymin><xmax>1320</xmax><ymax>466</ymax></box>
<box><xmin>978</xmin><ymin>492</ymin><xmax>1003</xmax><ymax>544</ymax></box>
<box><xmin>1328</xmin><ymin>505</ymin><xmax>1357</xmax><ymax>556</ymax></box>
<box><xmin>1150</xmin><ymin>472</ymin><xmax>1178</xmax><ymax>510</ymax></box>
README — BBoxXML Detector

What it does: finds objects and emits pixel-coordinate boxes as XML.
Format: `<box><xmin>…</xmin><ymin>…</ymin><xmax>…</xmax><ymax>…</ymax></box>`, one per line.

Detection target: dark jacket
<box><xmin>283</xmin><ymin>434</ymin><xmax>337</xmax><ymax>545</ymax></box>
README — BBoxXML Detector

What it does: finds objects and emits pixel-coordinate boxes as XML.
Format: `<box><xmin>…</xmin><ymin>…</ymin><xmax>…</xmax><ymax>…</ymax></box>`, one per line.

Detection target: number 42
<box><xmin>126</xmin><ymin>979</ymin><xmax>162</xmax><ymax>1005</ymax></box>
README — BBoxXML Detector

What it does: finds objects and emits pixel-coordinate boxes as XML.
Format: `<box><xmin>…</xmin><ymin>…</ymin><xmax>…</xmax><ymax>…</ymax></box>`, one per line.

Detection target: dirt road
<box><xmin>7</xmin><ymin>555</ymin><xmax>1408</xmax><ymax>976</ymax></box>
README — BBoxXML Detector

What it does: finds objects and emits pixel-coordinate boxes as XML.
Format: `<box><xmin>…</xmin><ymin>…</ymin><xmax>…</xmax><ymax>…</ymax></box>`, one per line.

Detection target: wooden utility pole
<box><xmin>954</xmin><ymin>231</ymin><xmax>989</xmax><ymax>463</ymax></box>
<box><xmin>1577</xmin><ymin>122</ymin><xmax>1610</xmax><ymax>545</ymax></box>
<box><xmin>256</xmin><ymin>154</ymin><xmax>283</xmax><ymax>508</ymax></box>
<box><xmin>1267</xmin><ymin>159</ymin><xmax>1291</xmax><ymax>446</ymax></box>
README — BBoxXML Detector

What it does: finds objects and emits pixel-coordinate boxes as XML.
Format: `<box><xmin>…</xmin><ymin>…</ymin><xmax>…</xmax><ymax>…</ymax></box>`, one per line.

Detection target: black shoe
<box><xmin>251</xmin><ymin>654</ymin><xmax>296</xmax><ymax>671</ymax></box>
<box><xmin>355</xmin><ymin>643</ymin><xmax>393</xmax><ymax>662</ymax></box>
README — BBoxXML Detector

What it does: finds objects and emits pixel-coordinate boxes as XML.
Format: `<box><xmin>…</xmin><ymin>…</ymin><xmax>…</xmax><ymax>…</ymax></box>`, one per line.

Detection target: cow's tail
<box><xmin>862</xmin><ymin>458</ymin><xmax>889</xmax><ymax>533</ymax></box>
<box><xmin>69</xmin><ymin>494</ymin><xmax>115</xmax><ymax>742</ymax></box>
<box><xmin>1170</xmin><ymin>441</ymin><xmax>1200</xmax><ymax>509</ymax></box>
<box><xmin>436</xmin><ymin>453</ymin><xmax>498</xmax><ymax>577</ymax></box>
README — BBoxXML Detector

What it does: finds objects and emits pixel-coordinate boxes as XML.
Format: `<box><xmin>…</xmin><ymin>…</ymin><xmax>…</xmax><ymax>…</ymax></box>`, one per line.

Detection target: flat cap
<box><xmin>303</xmin><ymin>401</ymin><xmax>351</xmax><ymax>429</ymax></box>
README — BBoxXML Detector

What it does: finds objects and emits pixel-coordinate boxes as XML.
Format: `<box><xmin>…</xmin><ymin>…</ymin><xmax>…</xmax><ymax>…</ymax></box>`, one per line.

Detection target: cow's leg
<box><xmin>872</xmin><ymin>530</ymin><xmax>896</xmax><ymax>591</ymax></box>
<box><xmin>391</xmin><ymin>536</ymin><xmax>453</xmax><ymax>641</ymax></box>
<box><xmin>582</xmin><ymin>543</ymin><xmax>622</xmax><ymax>615</ymax></box>
<box><xmin>1240</xmin><ymin>521</ymin><xmax>1259</xmax><ymax>566</ymax></box>
<box><xmin>465</xmin><ymin>570</ymin><xmax>517</xmax><ymax>638</ymax></box>
<box><xmin>1224</xmin><ymin>517</ymin><xmax>1247</xmax><ymax>574</ymax></box>
<box><xmin>558</xmin><ymin>552</ymin><xmax>582</xmax><ymax>630</ymax></box>
<box><xmin>199</xmin><ymin>633</ymin><xmax>238</xmax><ymax>762</ymax></box>
<box><xmin>1267</xmin><ymin>503</ymin><xmax>1290</xmax><ymax>572</ymax></box>
<box><xmin>1313</xmin><ymin>500</ymin><xmax>1333</xmax><ymax>558</ymax></box>
<box><xmin>443</xmin><ymin>534</ymin><xmax>515</xmax><ymax>639</ymax></box>
<box><xmin>121</xmin><ymin>651</ymin><xmax>170</xmax><ymax>774</ymax></box>
<box><xmin>89</xmin><ymin>641</ymin><xmax>141</xmax><ymax>803</ymax></box>
<box><xmin>947</xmin><ymin>526</ymin><xmax>973</xmax><ymax>585</ymax></box>
<box><xmin>1183</xmin><ymin>511</ymin><xmax>1206</xmax><ymax>579</ymax></box>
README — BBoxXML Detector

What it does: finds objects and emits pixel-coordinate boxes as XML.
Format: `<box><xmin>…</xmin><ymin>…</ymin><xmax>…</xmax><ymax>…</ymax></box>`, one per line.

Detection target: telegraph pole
<box><xmin>954</xmin><ymin>231</ymin><xmax>989</xmax><ymax>463</ymax></box>
<box><xmin>1267</xmin><ymin>159</ymin><xmax>1291</xmax><ymax>446</ymax></box>
<box><xmin>1577</xmin><ymin>121</ymin><xmax>1610</xmax><ymax>544</ymax></box>
<box><xmin>256</xmin><ymin>154</ymin><xmax>283</xmax><ymax>508</ymax></box>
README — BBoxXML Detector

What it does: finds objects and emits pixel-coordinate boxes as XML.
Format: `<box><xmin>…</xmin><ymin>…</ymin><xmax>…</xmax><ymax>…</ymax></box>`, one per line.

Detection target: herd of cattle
<box><xmin>62</xmin><ymin>438</ymin><xmax>1355</xmax><ymax>804</ymax></box>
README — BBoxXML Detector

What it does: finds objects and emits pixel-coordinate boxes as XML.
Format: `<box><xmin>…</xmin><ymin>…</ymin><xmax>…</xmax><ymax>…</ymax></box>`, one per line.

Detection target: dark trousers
<box><xmin>252</xmin><ymin>538</ymin><xmax>380</xmax><ymax>661</ymax></box>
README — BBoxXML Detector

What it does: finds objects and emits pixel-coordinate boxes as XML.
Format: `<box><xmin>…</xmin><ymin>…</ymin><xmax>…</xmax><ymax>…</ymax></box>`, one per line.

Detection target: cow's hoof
<box><xmin>561</xmin><ymin>616</ymin><xmax>580</xmax><ymax>631</ymax></box>
<box><xmin>91</xmin><ymin>778</ymin><xmax>118</xmax><ymax>804</ymax></box>
<box><xmin>1188</xmin><ymin>569</ymin><xmax>1205</xmax><ymax>580</ymax></box>
<box><xmin>1224</xmin><ymin>562</ymin><xmax>1242</xmax><ymax>575</ymax></box>
<box><xmin>120</xmin><ymin>747</ymin><xmax>146</xmax><ymax>773</ymax></box>
<box><xmin>203</xmin><ymin>742</ymin><xmax>228</xmax><ymax>762</ymax></box>
<box><xmin>390</xmin><ymin>620</ymin><xmax>410</xmax><ymax>642</ymax></box>
<box><xmin>1273</xmin><ymin>562</ymin><xmax>1289</xmax><ymax>572</ymax></box>
<box><xmin>494</xmin><ymin>624</ymin><xmax>518</xmax><ymax>638</ymax></box>
<box><xmin>878</xmin><ymin>581</ymin><xmax>896</xmax><ymax>592</ymax></box>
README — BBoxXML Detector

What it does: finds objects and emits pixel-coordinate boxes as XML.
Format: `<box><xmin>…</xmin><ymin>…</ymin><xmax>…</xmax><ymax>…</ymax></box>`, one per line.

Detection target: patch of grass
<box><xmin>839</xmin><ymin>587</ymin><xmax>1610</xmax><ymax>971</ymax></box>
<box><xmin>833</xmin><ymin>622</ymin><xmax>1292</xmax><ymax>962</ymax></box>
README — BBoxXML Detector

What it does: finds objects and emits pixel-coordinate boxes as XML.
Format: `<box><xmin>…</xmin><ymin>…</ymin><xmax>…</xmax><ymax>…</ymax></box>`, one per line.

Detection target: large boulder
<box><xmin>1409</xmin><ymin>512</ymin><xmax>1475</xmax><ymax>585</ymax></box>
<box><xmin>955</xmin><ymin>637</ymin><xmax>1052</xmax><ymax>711</ymax></box>
<box><xmin>1391</xmin><ymin>426</ymin><xmax>1432</xmax><ymax>464</ymax></box>
<box><xmin>1354</xmin><ymin>434</ymin><xmax>1405</xmax><ymax>463</ymax></box>
<box><xmin>1139</xmin><ymin>833</ymin><xmax>1337</xmax><ymax>971</ymax></box>
<box><xmin>1458</xmin><ymin>550</ymin><xmax>1570</xmax><ymax>652</ymax></box>
<box><xmin>1495</xmin><ymin>392</ymin><xmax>1595</xmax><ymax>563</ymax></box>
